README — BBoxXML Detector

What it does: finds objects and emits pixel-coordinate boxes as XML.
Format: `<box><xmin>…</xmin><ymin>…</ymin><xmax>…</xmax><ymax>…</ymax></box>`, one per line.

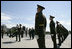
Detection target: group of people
<box><xmin>1</xmin><ymin>4</ymin><xmax>69</xmax><ymax>48</ymax></box>
<box><xmin>50</xmin><ymin>15</ymin><xmax>69</xmax><ymax>48</ymax></box>
<box><xmin>15</xmin><ymin>24</ymin><xmax>35</xmax><ymax>41</ymax></box>
<box><xmin>29</xmin><ymin>28</ymin><xmax>35</xmax><ymax>40</ymax></box>
<box><xmin>35</xmin><ymin>4</ymin><xmax>69</xmax><ymax>48</ymax></box>
<box><xmin>1</xmin><ymin>24</ymin><xmax>35</xmax><ymax>42</ymax></box>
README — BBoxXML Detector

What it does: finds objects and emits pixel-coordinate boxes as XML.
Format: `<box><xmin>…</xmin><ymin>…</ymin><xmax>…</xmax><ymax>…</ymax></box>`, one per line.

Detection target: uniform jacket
<box><xmin>35</xmin><ymin>12</ymin><xmax>47</xmax><ymax>35</ymax></box>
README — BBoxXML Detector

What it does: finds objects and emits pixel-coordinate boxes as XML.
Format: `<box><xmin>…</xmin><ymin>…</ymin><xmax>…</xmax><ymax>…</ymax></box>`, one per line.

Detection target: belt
<box><xmin>39</xmin><ymin>24</ymin><xmax>44</xmax><ymax>26</ymax></box>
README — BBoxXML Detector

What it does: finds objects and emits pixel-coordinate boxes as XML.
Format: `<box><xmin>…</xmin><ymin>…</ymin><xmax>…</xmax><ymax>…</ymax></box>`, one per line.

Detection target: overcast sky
<box><xmin>1</xmin><ymin>1</ymin><xmax>71</xmax><ymax>31</ymax></box>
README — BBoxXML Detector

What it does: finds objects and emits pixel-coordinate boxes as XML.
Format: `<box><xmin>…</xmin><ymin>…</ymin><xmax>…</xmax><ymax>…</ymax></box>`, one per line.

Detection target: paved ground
<box><xmin>1</xmin><ymin>34</ymin><xmax>71</xmax><ymax>48</ymax></box>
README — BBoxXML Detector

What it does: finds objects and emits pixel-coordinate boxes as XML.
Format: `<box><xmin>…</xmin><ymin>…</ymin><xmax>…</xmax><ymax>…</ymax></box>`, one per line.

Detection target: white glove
<box><xmin>35</xmin><ymin>35</ymin><xmax>39</xmax><ymax>39</ymax></box>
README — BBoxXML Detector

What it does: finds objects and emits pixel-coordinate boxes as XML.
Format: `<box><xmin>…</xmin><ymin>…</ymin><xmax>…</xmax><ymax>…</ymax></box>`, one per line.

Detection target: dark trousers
<box><xmin>29</xmin><ymin>33</ymin><xmax>31</xmax><ymax>39</ymax></box>
<box><xmin>37</xmin><ymin>37</ymin><xmax>46</xmax><ymax>48</ymax></box>
<box><xmin>2</xmin><ymin>33</ymin><xmax>4</xmax><ymax>38</ymax></box>
<box><xmin>58</xmin><ymin>34</ymin><xmax>61</xmax><ymax>46</ymax></box>
<box><xmin>16</xmin><ymin>34</ymin><xmax>21</xmax><ymax>42</ymax></box>
<box><xmin>16</xmin><ymin>35</ymin><xmax>18</xmax><ymax>41</ymax></box>
<box><xmin>32</xmin><ymin>35</ymin><xmax>34</xmax><ymax>39</ymax></box>
<box><xmin>21</xmin><ymin>33</ymin><xmax>23</xmax><ymax>38</ymax></box>
<box><xmin>25</xmin><ymin>32</ymin><xmax>27</xmax><ymax>37</ymax></box>
<box><xmin>19</xmin><ymin>34</ymin><xmax>21</xmax><ymax>42</ymax></box>
<box><xmin>51</xmin><ymin>34</ymin><xmax>57</xmax><ymax>48</ymax></box>
<box><xmin>32</xmin><ymin>33</ymin><xmax>34</xmax><ymax>39</ymax></box>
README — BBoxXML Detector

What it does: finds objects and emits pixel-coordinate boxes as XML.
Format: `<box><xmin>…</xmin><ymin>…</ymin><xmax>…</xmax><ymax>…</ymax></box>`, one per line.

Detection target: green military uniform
<box><xmin>35</xmin><ymin>5</ymin><xmax>47</xmax><ymax>48</ymax></box>
<box><xmin>23</xmin><ymin>26</ymin><xmax>25</xmax><ymax>37</ymax></box>
<box><xmin>18</xmin><ymin>24</ymin><xmax>22</xmax><ymax>42</ymax></box>
<box><xmin>29</xmin><ymin>29</ymin><xmax>31</xmax><ymax>39</ymax></box>
<box><xmin>49</xmin><ymin>16</ymin><xmax>57</xmax><ymax>48</ymax></box>
<box><xmin>21</xmin><ymin>28</ymin><xmax>24</xmax><ymax>38</ymax></box>
<box><xmin>16</xmin><ymin>25</ymin><xmax>18</xmax><ymax>41</ymax></box>
<box><xmin>16</xmin><ymin>24</ymin><xmax>21</xmax><ymax>42</ymax></box>
<box><xmin>56</xmin><ymin>21</ymin><xmax>62</xmax><ymax>46</ymax></box>
<box><xmin>31</xmin><ymin>29</ymin><xmax>35</xmax><ymax>39</ymax></box>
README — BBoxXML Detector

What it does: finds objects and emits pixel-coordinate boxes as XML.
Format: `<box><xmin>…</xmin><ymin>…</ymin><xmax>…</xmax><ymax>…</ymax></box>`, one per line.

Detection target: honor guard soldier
<box><xmin>49</xmin><ymin>15</ymin><xmax>57</xmax><ymax>48</ymax></box>
<box><xmin>35</xmin><ymin>4</ymin><xmax>47</xmax><ymax>48</ymax></box>
<box><xmin>16</xmin><ymin>24</ymin><xmax>18</xmax><ymax>41</ymax></box>
<box><xmin>18</xmin><ymin>24</ymin><xmax>22</xmax><ymax>42</ymax></box>
<box><xmin>31</xmin><ymin>28</ymin><xmax>35</xmax><ymax>40</ymax></box>
<box><xmin>56</xmin><ymin>21</ymin><xmax>62</xmax><ymax>47</ymax></box>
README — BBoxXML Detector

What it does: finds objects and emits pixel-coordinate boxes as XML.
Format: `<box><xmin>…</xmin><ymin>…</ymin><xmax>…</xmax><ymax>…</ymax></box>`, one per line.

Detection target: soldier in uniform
<box><xmin>25</xmin><ymin>28</ymin><xmax>28</xmax><ymax>37</ymax></box>
<box><xmin>21</xmin><ymin>27</ymin><xmax>24</xmax><ymax>38</ymax></box>
<box><xmin>56</xmin><ymin>21</ymin><xmax>62</xmax><ymax>46</ymax></box>
<box><xmin>18</xmin><ymin>24</ymin><xmax>22</xmax><ymax>42</ymax></box>
<box><xmin>23</xmin><ymin>26</ymin><xmax>25</xmax><ymax>37</ymax></box>
<box><xmin>35</xmin><ymin>5</ymin><xmax>47</xmax><ymax>48</ymax></box>
<box><xmin>31</xmin><ymin>28</ymin><xmax>35</xmax><ymax>40</ymax></box>
<box><xmin>16</xmin><ymin>24</ymin><xmax>18</xmax><ymax>41</ymax></box>
<box><xmin>49</xmin><ymin>15</ymin><xmax>57</xmax><ymax>48</ymax></box>
<box><xmin>29</xmin><ymin>28</ymin><xmax>31</xmax><ymax>39</ymax></box>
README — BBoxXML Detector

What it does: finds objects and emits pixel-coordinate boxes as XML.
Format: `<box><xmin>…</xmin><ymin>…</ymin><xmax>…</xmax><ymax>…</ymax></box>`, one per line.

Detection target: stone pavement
<box><xmin>1</xmin><ymin>34</ymin><xmax>71</xmax><ymax>48</ymax></box>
